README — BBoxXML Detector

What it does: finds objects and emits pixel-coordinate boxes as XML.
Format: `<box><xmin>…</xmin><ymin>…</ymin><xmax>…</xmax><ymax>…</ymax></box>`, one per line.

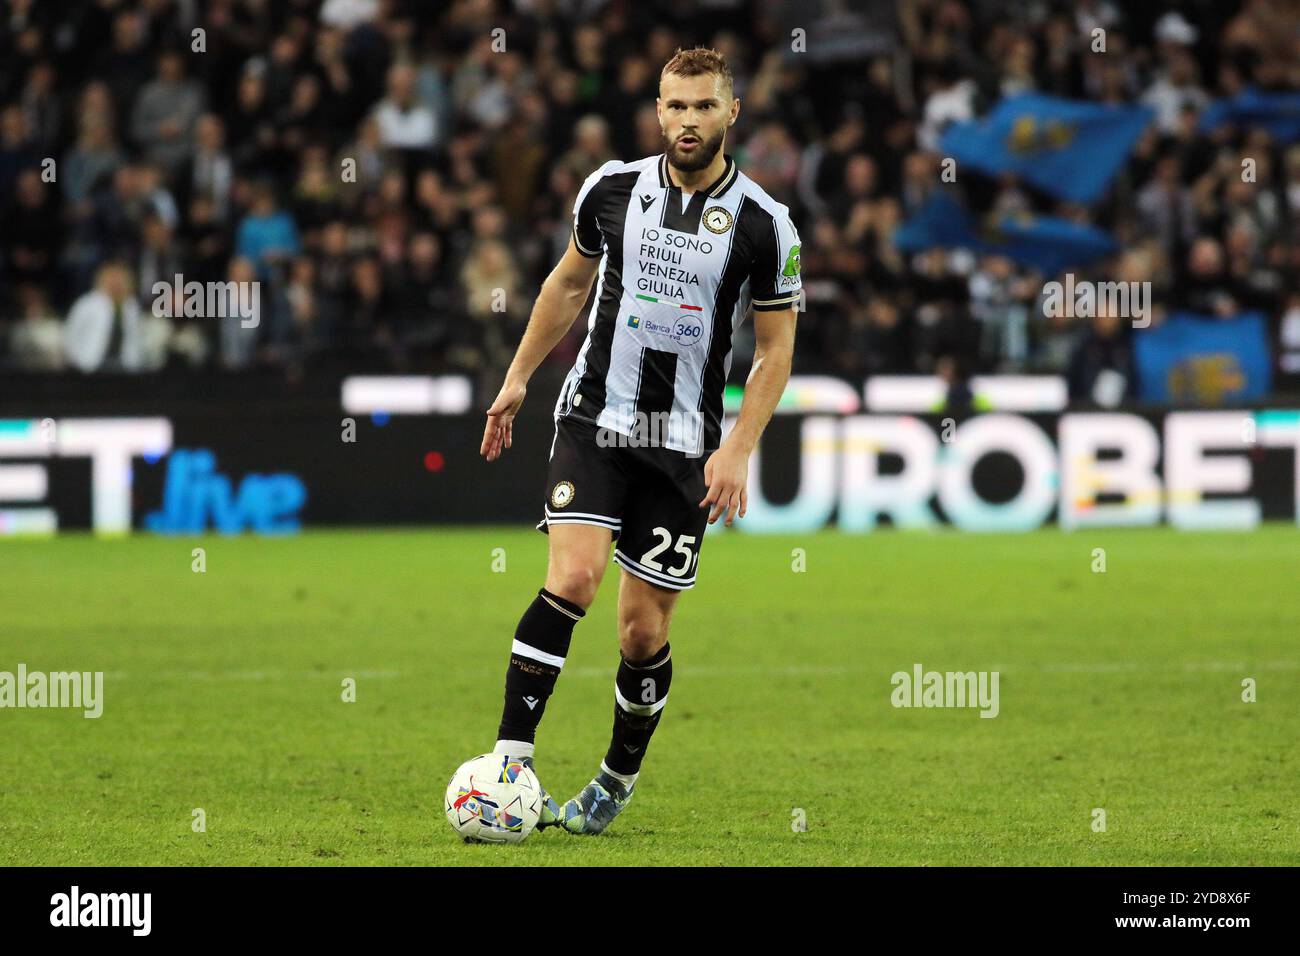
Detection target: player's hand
<box><xmin>481</xmin><ymin>379</ymin><xmax>526</xmax><ymax>461</ymax></box>
<box><xmin>698</xmin><ymin>443</ymin><xmax>749</xmax><ymax>526</ymax></box>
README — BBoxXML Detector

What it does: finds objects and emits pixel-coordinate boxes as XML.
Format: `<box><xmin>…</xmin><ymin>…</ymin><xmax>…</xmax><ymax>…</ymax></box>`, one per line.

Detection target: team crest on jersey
<box><xmin>550</xmin><ymin>481</ymin><xmax>575</xmax><ymax>509</ymax></box>
<box><xmin>702</xmin><ymin>205</ymin><xmax>733</xmax><ymax>234</ymax></box>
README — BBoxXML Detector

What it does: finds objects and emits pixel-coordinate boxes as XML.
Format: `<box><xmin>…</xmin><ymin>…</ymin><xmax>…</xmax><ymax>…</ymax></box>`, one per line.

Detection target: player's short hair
<box><xmin>660</xmin><ymin>47</ymin><xmax>734</xmax><ymax>100</ymax></box>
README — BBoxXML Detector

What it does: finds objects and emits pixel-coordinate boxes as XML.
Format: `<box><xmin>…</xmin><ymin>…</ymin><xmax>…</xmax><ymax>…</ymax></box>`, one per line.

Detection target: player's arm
<box><xmin>698</xmin><ymin>306</ymin><xmax>797</xmax><ymax>525</ymax></box>
<box><xmin>480</xmin><ymin>237</ymin><xmax>600</xmax><ymax>461</ymax></box>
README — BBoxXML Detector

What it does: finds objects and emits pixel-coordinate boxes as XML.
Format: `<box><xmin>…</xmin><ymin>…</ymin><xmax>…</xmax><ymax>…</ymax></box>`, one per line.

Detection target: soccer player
<box><xmin>479</xmin><ymin>47</ymin><xmax>801</xmax><ymax>834</ymax></box>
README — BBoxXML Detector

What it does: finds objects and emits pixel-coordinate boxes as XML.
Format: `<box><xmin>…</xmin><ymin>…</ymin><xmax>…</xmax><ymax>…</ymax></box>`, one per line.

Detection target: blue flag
<box><xmin>894</xmin><ymin>192</ymin><xmax>1116</xmax><ymax>275</ymax></box>
<box><xmin>1198</xmin><ymin>89</ymin><xmax>1300</xmax><ymax>143</ymax></box>
<box><xmin>939</xmin><ymin>94</ymin><xmax>1153</xmax><ymax>204</ymax></box>
<box><xmin>1133</xmin><ymin>312</ymin><xmax>1273</xmax><ymax>403</ymax></box>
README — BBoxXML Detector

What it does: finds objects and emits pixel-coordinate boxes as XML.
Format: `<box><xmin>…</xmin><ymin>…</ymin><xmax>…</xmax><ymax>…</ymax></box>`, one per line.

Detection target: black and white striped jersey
<box><xmin>554</xmin><ymin>153</ymin><xmax>802</xmax><ymax>457</ymax></box>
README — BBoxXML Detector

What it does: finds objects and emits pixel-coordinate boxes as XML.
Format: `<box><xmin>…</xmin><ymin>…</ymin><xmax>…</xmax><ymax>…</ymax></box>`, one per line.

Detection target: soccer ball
<box><xmin>444</xmin><ymin>753</ymin><xmax>542</xmax><ymax>843</ymax></box>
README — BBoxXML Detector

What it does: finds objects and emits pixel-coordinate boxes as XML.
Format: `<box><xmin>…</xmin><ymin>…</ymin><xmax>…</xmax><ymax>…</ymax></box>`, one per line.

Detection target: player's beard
<box><xmin>663</xmin><ymin>125</ymin><xmax>725</xmax><ymax>173</ymax></box>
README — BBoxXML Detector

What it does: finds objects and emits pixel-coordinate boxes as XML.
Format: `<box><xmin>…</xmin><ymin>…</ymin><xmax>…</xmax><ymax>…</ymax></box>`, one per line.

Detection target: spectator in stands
<box><xmin>235</xmin><ymin>180</ymin><xmax>300</xmax><ymax>280</ymax></box>
<box><xmin>135</xmin><ymin>212</ymin><xmax>184</xmax><ymax>306</ymax></box>
<box><xmin>64</xmin><ymin>261</ymin><xmax>169</xmax><ymax>372</ymax></box>
<box><xmin>276</xmin><ymin>254</ymin><xmax>328</xmax><ymax>374</ymax></box>
<box><xmin>5</xmin><ymin>166</ymin><xmax>60</xmax><ymax>294</ymax></box>
<box><xmin>557</xmin><ymin>114</ymin><xmax>615</xmax><ymax>185</ymax></box>
<box><xmin>63</xmin><ymin>104</ymin><xmax>124</xmax><ymax>213</ymax></box>
<box><xmin>457</xmin><ymin>238</ymin><xmax>527</xmax><ymax>380</ymax></box>
<box><xmin>396</xmin><ymin>231</ymin><xmax>458</xmax><ymax>360</ymax></box>
<box><xmin>131</xmin><ymin>50</ymin><xmax>205</xmax><ymax>175</ymax></box>
<box><xmin>970</xmin><ymin>256</ymin><xmax>1035</xmax><ymax>370</ymax></box>
<box><xmin>372</xmin><ymin>63</ymin><xmax>437</xmax><ymax>152</ymax></box>
<box><xmin>94</xmin><ymin>6</ymin><xmax>152</xmax><ymax>137</ymax></box>
<box><xmin>1137</xmin><ymin>153</ymin><xmax>1197</xmax><ymax>251</ymax></box>
<box><xmin>1179</xmin><ymin>237</ymin><xmax>1246</xmax><ymax>317</ymax></box>
<box><xmin>18</xmin><ymin>59</ymin><xmax>59</xmax><ymax>153</ymax></box>
<box><xmin>178</xmin><ymin>114</ymin><xmax>234</xmax><ymax>224</ymax></box>
<box><xmin>1068</xmin><ymin>305</ymin><xmax>1134</xmax><ymax>406</ymax></box>
<box><xmin>218</xmin><ymin>256</ymin><xmax>260</xmax><ymax>371</ymax></box>
<box><xmin>9</xmin><ymin>283</ymin><xmax>64</xmax><ymax>371</ymax></box>
<box><xmin>0</xmin><ymin>103</ymin><xmax>38</xmax><ymax>203</ymax></box>
<box><xmin>1142</xmin><ymin>47</ymin><xmax>1210</xmax><ymax>136</ymax></box>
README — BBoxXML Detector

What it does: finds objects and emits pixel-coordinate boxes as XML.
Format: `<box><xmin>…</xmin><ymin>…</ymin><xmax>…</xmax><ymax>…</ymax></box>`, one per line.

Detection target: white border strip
<box><xmin>543</xmin><ymin>507</ymin><xmax>621</xmax><ymax>530</ymax></box>
<box><xmin>613</xmin><ymin>549</ymin><xmax>695</xmax><ymax>590</ymax></box>
<box><xmin>614</xmin><ymin>683</ymin><xmax>668</xmax><ymax>715</ymax></box>
<box><xmin>511</xmin><ymin>640</ymin><xmax>566</xmax><ymax>668</ymax></box>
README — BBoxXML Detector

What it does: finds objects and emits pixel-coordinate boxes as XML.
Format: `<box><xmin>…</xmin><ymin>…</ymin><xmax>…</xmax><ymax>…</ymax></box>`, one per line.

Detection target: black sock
<box><xmin>496</xmin><ymin>588</ymin><xmax>585</xmax><ymax>745</ymax></box>
<box><xmin>602</xmin><ymin>642</ymin><xmax>672</xmax><ymax>780</ymax></box>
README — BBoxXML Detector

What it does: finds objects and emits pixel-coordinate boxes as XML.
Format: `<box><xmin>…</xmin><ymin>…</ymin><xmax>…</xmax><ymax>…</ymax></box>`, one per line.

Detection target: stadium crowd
<box><xmin>1</xmin><ymin>0</ymin><xmax>1298</xmax><ymax>401</ymax></box>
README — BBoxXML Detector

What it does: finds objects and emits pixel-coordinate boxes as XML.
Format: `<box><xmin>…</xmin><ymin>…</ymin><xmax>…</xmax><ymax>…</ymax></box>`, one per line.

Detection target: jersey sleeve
<box><xmin>572</xmin><ymin>162</ymin><xmax>611</xmax><ymax>258</ymax></box>
<box><xmin>750</xmin><ymin>207</ymin><xmax>802</xmax><ymax>311</ymax></box>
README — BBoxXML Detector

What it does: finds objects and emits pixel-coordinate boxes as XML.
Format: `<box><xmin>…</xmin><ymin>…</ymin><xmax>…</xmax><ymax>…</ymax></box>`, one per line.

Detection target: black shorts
<box><xmin>536</xmin><ymin>415</ymin><xmax>710</xmax><ymax>591</ymax></box>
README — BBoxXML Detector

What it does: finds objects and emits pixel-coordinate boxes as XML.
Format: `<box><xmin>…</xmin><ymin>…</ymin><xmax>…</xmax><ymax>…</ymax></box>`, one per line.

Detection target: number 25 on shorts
<box><xmin>641</xmin><ymin>527</ymin><xmax>697</xmax><ymax>578</ymax></box>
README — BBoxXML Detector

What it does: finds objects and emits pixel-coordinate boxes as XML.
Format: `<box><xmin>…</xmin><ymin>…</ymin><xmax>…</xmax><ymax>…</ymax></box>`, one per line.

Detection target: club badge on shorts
<box><xmin>550</xmin><ymin>481</ymin><xmax>575</xmax><ymax>508</ymax></box>
<box><xmin>702</xmin><ymin>205</ymin><xmax>733</xmax><ymax>234</ymax></box>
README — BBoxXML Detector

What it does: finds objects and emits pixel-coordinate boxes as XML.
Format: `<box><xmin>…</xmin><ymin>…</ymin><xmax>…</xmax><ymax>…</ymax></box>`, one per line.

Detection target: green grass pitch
<box><xmin>1</xmin><ymin>526</ymin><xmax>1297</xmax><ymax>866</ymax></box>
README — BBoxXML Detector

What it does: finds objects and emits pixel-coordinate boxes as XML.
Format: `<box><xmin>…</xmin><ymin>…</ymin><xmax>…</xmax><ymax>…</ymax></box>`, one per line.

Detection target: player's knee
<box><xmin>618</xmin><ymin>613</ymin><xmax>666</xmax><ymax>662</ymax></box>
<box><xmin>546</xmin><ymin>563</ymin><xmax>603</xmax><ymax>609</ymax></box>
